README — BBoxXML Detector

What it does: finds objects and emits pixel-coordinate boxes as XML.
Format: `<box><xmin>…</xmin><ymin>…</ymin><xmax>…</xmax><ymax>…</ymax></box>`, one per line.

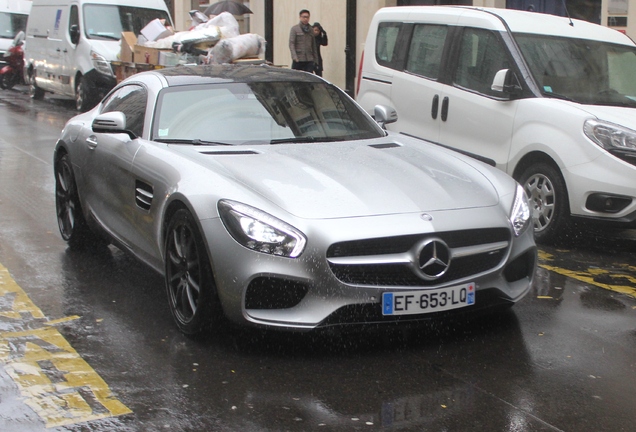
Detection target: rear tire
<box><xmin>28</xmin><ymin>71</ymin><xmax>44</xmax><ymax>100</ymax></box>
<box><xmin>164</xmin><ymin>209</ymin><xmax>223</xmax><ymax>335</ymax></box>
<box><xmin>518</xmin><ymin>162</ymin><xmax>570</xmax><ymax>245</ymax></box>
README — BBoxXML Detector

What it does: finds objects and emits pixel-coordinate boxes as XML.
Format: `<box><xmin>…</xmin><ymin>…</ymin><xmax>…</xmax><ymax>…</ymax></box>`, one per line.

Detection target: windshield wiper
<box><xmin>155</xmin><ymin>138</ymin><xmax>234</xmax><ymax>146</ymax></box>
<box><xmin>270</xmin><ymin>136</ymin><xmax>318</xmax><ymax>144</ymax></box>
<box><xmin>541</xmin><ymin>91</ymin><xmax>578</xmax><ymax>103</ymax></box>
<box><xmin>91</xmin><ymin>33</ymin><xmax>120</xmax><ymax>41</ymax></box>
<box><xmin>270</xmin><ymin>136</ymin><xmax>350</xmax><ymax>144</ymax></box>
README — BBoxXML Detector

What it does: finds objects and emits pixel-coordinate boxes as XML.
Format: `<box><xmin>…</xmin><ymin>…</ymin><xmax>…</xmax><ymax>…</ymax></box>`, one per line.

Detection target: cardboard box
<box><xmin>134</xmin><ymin>45</ymin><xmax>161</xmax><ymax>65</ymax></box>
<box><xmin>120</xmin><ymin>32</ymin><xmax>137</xmax><ymax>62</ymax></box>
<box><xmin>140</xmin><ymin>18</ymin><xmax>173</xmax><ymax>42</ymax></box>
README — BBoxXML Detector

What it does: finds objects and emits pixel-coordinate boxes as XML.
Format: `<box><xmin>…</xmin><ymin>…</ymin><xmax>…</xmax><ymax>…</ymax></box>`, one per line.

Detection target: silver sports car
<box><xmin>54</xmin><ymin>64</ymin><xmax>536</xmax><ymax>334</ymax></box>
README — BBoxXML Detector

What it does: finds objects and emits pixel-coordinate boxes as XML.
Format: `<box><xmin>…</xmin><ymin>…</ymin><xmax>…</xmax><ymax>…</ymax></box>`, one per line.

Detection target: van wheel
<box><xmin>75</xmin><ymin>75</ymin><xmax>93</xmax><ymax>112</ymax></box>
<box><xmin>29</xmin><ymin>74</ymin><xmax>44</xmax><ymax>100</ymax></box>
<box><xmin>519</xmin><ymin>162</ymin><xmax>570</xmax><ymax>245</ymax></box>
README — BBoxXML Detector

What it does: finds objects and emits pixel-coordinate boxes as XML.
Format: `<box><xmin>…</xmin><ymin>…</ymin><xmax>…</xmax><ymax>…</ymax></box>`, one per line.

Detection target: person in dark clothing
<box><xmin>289</xmin><ymin>9</ymin><xmax>318</xmax><ymax>73</ymax></box>
<box><xmin>312</xmin><ymin>22</ymin><xmax>328</xmax><ymax>77</ymax></box>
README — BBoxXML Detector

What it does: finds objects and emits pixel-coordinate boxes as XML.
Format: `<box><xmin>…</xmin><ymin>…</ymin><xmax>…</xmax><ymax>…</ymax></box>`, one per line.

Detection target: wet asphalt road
<box><xmin>0</xmin><ymin>88</ymin><xmax>635</xmax><ymax>432</ymax></box>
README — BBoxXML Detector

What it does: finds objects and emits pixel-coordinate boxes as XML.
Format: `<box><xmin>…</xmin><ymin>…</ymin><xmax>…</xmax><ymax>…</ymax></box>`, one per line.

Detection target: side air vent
<box><xmin>369</xmin><ymin>143</ymin><xmax>401</xmax><ymax>149</ymax></box>
<box><xmin>135</xmin><ymin>180</ymin><xmax>153</xmax><ymax>211</ymax></box>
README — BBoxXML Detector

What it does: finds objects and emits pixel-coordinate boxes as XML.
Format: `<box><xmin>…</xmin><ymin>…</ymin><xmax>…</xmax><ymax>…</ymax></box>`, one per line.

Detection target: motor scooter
<box><xmin>0</xmin><ymin>31</ymin><xmax>25</xmax><ymax>90</ymax></box>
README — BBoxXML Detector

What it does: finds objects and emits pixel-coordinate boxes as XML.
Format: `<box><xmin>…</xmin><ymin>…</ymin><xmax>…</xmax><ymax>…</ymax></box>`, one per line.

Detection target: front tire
<box><xmin>55</xmin><ymin>153</ymin><xmax>104</xmax><ymax>249</ymax></box>
<box><xmin>165</xmin><ymin>209</ymin><xmax>223</xmax><ymax>335</ymax></box>
<box><xmin>519</xmin><ymin>162</ymin><xmax>570</xmax><ymax>244</ymax></box>
<box><xmin>75</xmin><ymin>75</ymin><xmax>94</xmax><ymax>112</ymax></box>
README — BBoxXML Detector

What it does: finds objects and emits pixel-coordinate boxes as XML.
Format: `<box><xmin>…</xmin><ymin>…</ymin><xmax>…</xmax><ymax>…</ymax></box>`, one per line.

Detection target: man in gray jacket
<box><xmin>289</xmin><ymin>9</ymin><xmax>318</xmax><ymax>73</ymax></box>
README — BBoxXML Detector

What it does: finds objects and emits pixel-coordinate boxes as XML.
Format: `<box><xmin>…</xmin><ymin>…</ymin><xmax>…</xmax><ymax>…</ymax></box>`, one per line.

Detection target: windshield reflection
<box><xmin>516</xmin><ymin>33</ymin><xmax>636</xmax><ymax>107</ymax></box>
<box><xmin>153</xmin><ymin>82</ymin><xmax>385</xmax><ymax>144</ymax></box>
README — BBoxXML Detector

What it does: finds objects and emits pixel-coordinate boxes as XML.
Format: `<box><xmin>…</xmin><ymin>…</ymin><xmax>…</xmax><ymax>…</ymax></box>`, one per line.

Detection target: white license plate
<box><xmin>382</xmin><ymin>283</ymin><xmax>475</xmax><ymax>316</ymax></box>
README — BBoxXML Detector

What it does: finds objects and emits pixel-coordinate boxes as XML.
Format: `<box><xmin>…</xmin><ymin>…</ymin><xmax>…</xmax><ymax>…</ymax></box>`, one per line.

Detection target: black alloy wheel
<box><xmin>54</xmin><ymin>153</ymin><xmax>102</xmax><ymax>249</ymax></box>
<box><xmin>165</xmin><ymin>209</ymin><xmax>222</xmax><ymax>335</ymax></box>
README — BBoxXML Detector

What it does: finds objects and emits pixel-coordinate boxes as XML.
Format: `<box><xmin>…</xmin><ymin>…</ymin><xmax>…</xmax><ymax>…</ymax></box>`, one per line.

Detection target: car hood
<box><xmin>579</xmin><ymin>104</ymin><xmax>636</xmax><ymax>127</ymax></box>
<box><xmin>180</xmin><ymin>140</ymin><xmax>500</xmax><ymax>219</ymax></box>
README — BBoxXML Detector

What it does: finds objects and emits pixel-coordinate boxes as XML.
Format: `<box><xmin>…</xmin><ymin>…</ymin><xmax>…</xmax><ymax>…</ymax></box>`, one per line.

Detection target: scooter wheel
<box><xmin>0</xmin><ymin>74</ymin><xmax>16</xmax><ymax>90</ymax></box>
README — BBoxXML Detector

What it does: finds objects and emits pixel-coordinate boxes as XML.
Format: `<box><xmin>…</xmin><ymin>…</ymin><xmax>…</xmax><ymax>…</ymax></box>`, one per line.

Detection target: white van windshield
<box><xmin>83</xmin><ymin>5</ymin><xmax>170</xmax><ymax>41</ymax></box>
<box><xmin>516</xmin><ymin>33</ymin><xmax>636</xmax><ymax>107</ymax></box>
<box><xmin>0</xmin><ymin>12</ymin><xmax>28</xmax><ymax>40</ymax></box>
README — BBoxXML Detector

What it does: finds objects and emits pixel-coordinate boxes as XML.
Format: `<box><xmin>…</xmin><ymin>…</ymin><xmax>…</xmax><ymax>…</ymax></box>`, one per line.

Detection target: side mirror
<box><xmin>491</xmin><ymin>69</ymin><xmax>522</xmax><ymax>96</ymax></box>
<box><xmin>374</xmin><ymin>104</ymin><xmax>398</xmax><ymax>129</ymax></box>
<box><xmin>69</xmin><ymin>24</ymin><xmax>80</xmax><ymax>45</ymax></box>
<box><xmin>92</xmin><ymin>111</ymin><xmax>136</xmax><ymax>139</ymax></box>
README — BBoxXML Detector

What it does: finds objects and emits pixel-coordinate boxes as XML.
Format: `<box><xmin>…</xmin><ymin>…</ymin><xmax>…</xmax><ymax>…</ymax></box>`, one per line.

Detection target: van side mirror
<box><xmin>491</xmin><ymin>69</ymin><xmax>522</xmax><ymax>96</ymax></box>
<box><xmin>374</xmin><ymin>104</ymin><xmax>398</xmax><ymax>129</ymax></box>
<box><xmin>69</xmin><ymin>25</ymin><xmax>80</xmax><ymax>45</ymax></box>
<box><xmin>92</xmin><ymin>112</ymin><xmax>136</xmax><ymax>139</ymax></box>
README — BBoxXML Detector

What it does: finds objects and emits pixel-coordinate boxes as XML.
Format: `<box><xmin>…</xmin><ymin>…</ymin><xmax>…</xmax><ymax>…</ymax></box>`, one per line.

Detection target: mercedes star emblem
<box><xmin>418</xmin><ymin>239</ymin><xmax>451</xmax><ymax>280</ymax></box>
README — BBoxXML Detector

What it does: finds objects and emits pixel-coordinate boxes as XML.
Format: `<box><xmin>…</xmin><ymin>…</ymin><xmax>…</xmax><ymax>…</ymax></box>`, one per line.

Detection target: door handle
<box><xmin>431</xmin><ymin>95</ymin><xmax>439</xmax><ymax>120</ymax></box>
<box><xmin>86</xmin><ymin>136</ymin><xmax>98</xmax><ymax>150</ymax></box>
<box><xmin>441</xmin><ymin>97</ymin><xmax>449</xmax><ymax>122</ymax></box>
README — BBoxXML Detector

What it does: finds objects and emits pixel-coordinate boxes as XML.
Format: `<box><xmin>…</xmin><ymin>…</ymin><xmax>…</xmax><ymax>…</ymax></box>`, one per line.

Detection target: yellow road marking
<box><xmin>538</xmin><ymin>250</ymin><xmax>636</xmax><ymax>300</ymax></box>
<box><xmin>0</xmin><ymin>263</ymin><xmax>131</xmax><ymax>428</ymax></box>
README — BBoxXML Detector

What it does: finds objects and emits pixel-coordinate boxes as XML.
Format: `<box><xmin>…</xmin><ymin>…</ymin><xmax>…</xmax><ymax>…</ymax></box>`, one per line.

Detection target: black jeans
<box><xmin>292</xmin><ymin>61</ymin><xmax>315</xmax><ymax>73</ymax></box>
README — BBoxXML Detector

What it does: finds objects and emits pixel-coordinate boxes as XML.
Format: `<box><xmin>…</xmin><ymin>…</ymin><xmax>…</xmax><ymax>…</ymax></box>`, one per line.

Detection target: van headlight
<box><xmin>218</xmin><ymin>200</ymin><xmax>306</xmax><ymax>258</ymax></box>
<box><xmin>90</xmin><ymin>50</ymin><xmax>114</xmax><ymax>77</ymax></box>
<box><xmin>510</xmin><ymin>184</ymin><xmax>531</xmax><ymax>237</ymax></box>
<box><xmin>584</xmin><ymin>119</ymin><xmax>636</xmax><ymax>152</ymax></box>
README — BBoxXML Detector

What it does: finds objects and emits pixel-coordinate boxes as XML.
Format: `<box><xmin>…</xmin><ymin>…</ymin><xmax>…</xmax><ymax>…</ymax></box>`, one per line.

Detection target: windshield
<box><xmin>0</xmin><ymin>12</ymin><xmax>28</xmax><ymax>40</ymax></box>
<box><xmin>516</xmin><ymin>33</ymin><xmax>636</xmax><ymax>107</ymax></box>
<box><xmin>153</xmin><ymin>81</ymin><xmax>385</xmax><ymax>144</ymax></box>
<box><xmin>83</xmin><ymin>5</ymin><xmax>171</xmax><ymax>41</ymax></box>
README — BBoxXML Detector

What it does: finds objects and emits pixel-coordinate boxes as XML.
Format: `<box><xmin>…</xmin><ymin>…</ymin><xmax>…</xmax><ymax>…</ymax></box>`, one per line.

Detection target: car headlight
<box><xmin>218</xmin><ymin>200</ymin><xmax>306</xmax><ymax>258</ymax></box>
<box><xmin>510</xmin><ymin>184</ymin><xmax>531</xmax><ymax>237</ymax></box>
<box><xmin>90</xmin><ymin>50</ymin><xmax>114</xmax><ymax>77</ymax></box>
<box><xmin>584</xmin><ymin>119</ymin><xmax>636</xmax><ymax>152</ymax></box>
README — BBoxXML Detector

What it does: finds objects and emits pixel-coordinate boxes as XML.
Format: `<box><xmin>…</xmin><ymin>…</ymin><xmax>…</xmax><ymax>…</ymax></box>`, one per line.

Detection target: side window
<box><xmin>375</xmin><ymin>22</ymin><xmax>402</xmax><ymax>68</ymax></box>
<box><xmin>405</xmin><ymin>24</ymin><xmax>448</xmax><ymax>80</ymax></box>
<box><xmin>101</xmin><ymin>85</ymin><xmax>147</xmax><ymax>138</ymax></box>
<box><xmin>69</xmin><ymin>5</ymin><xmax>79</xmax><ymax>29</ymax></box>
<box><xmin>454</xmin><ymin>28</ymin><xmax>511</xmax><ymax>97</ymax></box>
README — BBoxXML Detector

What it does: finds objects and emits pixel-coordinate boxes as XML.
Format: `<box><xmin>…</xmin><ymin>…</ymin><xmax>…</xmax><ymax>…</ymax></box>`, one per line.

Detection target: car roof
<box><xmin>374</xmin><ymin>6</ymin><xmax>634</xmax><ymax>46</ymax></box>
<box><xmin>153</xmin><ymin>64</ymin><xmax>326</xmax><ymax>87</ymax></box>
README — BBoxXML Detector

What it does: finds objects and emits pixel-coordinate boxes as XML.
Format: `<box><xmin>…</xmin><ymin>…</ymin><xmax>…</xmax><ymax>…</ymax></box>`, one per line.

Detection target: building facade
<box><xmin>171</xmin><ymin>1</ymin><xmax>634</xmax><ymax>93</ymax></box>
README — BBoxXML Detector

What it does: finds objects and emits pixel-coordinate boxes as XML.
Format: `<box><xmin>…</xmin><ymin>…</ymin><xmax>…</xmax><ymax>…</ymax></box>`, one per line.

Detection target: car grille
<box><xmin>326</xmin><ymin>228</ymin><xmax>510</xmax><ymax>287</ymax></box>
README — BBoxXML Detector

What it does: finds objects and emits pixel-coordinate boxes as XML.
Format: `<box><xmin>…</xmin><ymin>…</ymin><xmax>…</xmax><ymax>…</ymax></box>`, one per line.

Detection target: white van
<box><xmin>357</xmin><ymin>6</ymin><xmax>636</xmax><ymax>244</ymax></box>
<box><xmin>24</xmin><ymin>0</ymin><xmax>172</xmax><ymax>111</ymax></box>
<box><xmin>0</xmin><ymin>0</ymin><xmax>31</xmax><ymax>63</ymax></box>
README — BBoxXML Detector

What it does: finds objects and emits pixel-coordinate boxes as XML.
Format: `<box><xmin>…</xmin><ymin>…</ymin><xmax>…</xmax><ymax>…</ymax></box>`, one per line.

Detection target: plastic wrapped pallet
<box><xmin>208</xmin><ymin>33</ymin><xmax>266</xmax><ymax>64</ymax></box>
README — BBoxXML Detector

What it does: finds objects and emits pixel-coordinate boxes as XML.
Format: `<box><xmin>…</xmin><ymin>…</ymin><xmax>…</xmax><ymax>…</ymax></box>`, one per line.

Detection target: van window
<box><xmin>375</xmin><ymin>22</ymin><xmax>402</xmax><ymax>68</ymax></box>
<box><xmin>83</xmin><ymin>5</ymin><xmax>171</xmax><ymax>41</ymax></box>
<box><xmin>406</xmin><ymin>24</ymin><xmax>448</xmax><ymax>80</ymax></box>
<box><xmin>0</xmin><ymin>12</ymin><xmax>28</xmax><ymax>39</ymax></box>
<box><xmin>454</xmin><ymin>28</ymin><xmax>511</xmax><ymax>97</ymax></box>
<box><xmin>516</xmin><ymin>33</ymin><xmax>636</xmax><ymax>106</ymax></box>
